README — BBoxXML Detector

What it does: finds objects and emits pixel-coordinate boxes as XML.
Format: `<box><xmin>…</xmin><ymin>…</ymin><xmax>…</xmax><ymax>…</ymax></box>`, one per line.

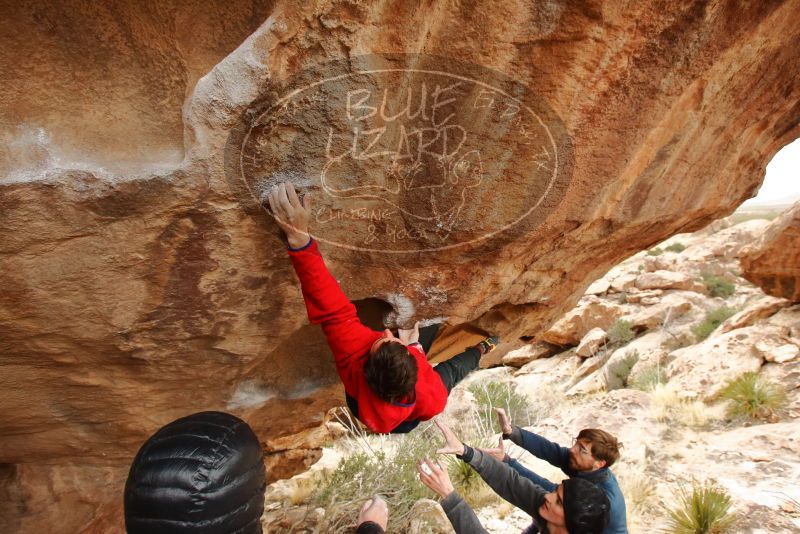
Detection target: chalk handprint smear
<box><xmin>231</xmin><ymin>55</ymin><xmax>572</xmax><ymax>253</ymax></box>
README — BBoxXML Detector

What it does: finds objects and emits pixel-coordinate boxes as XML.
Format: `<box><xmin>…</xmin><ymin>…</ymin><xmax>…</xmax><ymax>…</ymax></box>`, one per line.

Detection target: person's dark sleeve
<box><xmin>441</xmin><ymin>492</ymin><xmax>489</xmax><ymax>534</ymax></box>
<box><xmin>507</xmin><ymin>426</ymin><xmax>571</xmax><ymax>472</ymax></box>
<box><xmin>507</xmin><ymin>458</ymin><xmax>559</xmax><ymax>492</ymax></box>
<box><xmin>462</xmin><ymin>447</ymin><xmax>546</xmax><ymax>518</ymax></box>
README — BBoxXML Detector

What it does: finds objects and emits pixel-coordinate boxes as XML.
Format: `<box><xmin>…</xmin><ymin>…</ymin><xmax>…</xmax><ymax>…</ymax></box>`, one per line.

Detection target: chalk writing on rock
<box><xmin>230</xmin><ymin>54</ymin><xmax>572</xmax><ymax>254</ymax></box>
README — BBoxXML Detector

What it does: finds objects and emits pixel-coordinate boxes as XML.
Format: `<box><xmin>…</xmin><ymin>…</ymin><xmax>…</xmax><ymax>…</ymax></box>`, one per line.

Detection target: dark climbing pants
<box><xmin>346</xmin><ymin>323</ymin><xmax>481</xmax><ymax>434</ymax></box>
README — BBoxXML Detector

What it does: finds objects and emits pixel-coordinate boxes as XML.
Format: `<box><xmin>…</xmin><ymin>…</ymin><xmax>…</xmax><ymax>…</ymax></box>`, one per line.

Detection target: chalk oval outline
<box><xmin>240</xmin><ymin>67</ymin><xmax>562</xmax><ymax>253</ymax></box>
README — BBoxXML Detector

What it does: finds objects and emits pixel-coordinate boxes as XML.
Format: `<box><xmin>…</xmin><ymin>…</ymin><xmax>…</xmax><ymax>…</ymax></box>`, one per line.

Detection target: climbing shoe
<box><xmin>474</xmin><ymin>335</ymin><xmax>500</xmax><ymax>356</ymax></box>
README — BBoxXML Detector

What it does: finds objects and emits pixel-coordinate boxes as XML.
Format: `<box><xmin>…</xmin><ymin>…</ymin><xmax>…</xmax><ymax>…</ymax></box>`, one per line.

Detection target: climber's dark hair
<box><xmin>124</xmin><ymin>411</ymin><xmax>266</xmax><ymax>534</ymax></box>
<box><xmin>364</xmin><ymin>341</ymin><xmax>418</xmax><ymax>402</ymax></box>
<box><xmin>563</xmin><ymin>478</ymin><xmax>611</xmax><ymax>534</ymax></box>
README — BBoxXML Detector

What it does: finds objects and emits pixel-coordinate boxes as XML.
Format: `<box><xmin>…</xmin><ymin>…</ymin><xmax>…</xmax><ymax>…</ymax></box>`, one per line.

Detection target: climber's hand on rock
<box><xmin>398</xmin><ymin>321</ymin><xmax>420</xmax><ymax>345</ymax></box>
<box><xmin>495</xmin><ymin>408</ymin><xmax>513</xmax><ymax>435</ymax></box>
<box><xmin>268</xmin><ymin>182</ymin><xmax>312</xmax><ymax>249</ymax></box>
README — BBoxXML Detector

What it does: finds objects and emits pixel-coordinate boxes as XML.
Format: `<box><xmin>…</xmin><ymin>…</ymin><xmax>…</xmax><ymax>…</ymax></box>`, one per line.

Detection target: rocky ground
<box><xmin>260</xmin><ymin>213</ymin><xmax>800</xmax><ymax>533</ymax></box>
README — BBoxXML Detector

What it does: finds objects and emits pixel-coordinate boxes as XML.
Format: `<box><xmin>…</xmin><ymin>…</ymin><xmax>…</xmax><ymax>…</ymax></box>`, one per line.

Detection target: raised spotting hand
<box><xmin>494</xmin><ymin>407</ymin><xmax>513</xmax><ymax>435</ymax></box>
<box><xmin>477</xmin><ymin>436</ymin><xmax>507</xmax><ymax>462</ymax></box>
<box><xmin>434</xmin><ymin>419</ymin><xmax>466</xmax><ymax>456</ymax></box>
<box><xmin>416</xmin><ymin>457</ymin><xmax>455</xmax><ymax>499</ymax></box>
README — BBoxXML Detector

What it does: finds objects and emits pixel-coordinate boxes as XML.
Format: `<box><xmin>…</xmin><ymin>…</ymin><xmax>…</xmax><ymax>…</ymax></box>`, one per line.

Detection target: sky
<box><xmin>740</xmin><ymin>137</ymin><xmax>800</xmax><ymax>207</ymax></box>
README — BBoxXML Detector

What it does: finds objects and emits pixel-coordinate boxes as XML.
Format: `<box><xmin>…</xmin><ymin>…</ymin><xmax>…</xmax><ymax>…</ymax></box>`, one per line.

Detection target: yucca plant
<box><xmin>443</xmin><ymin>435</ymin><xmax>498</xmax><ymax>507</ymax></box>
<box><xmin>718</xmin><ymin>372</ymin><xmax>787</xmax><ymax>420</ymax></box>
<box><xmin>665</xmin><ymin>481</ymin><xmax>734</xmax><ymax>533</ymax></box>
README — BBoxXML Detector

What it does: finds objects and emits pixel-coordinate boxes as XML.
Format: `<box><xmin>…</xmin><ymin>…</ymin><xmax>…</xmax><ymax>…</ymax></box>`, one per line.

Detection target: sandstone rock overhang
<box><xmin>1</xmin><ymin>1</ymin><xmax>800</xmax><ymax>532</ymax></box>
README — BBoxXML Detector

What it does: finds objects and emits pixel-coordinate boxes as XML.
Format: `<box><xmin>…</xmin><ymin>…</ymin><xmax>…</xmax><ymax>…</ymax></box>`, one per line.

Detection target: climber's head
<box><xmin>540</xmin><ymin>479</ymin><xmax>610</xmax><ymax>534</ymax></box>
<box><xmin>124</xmin><ymin>411</ymin><xmax>266</xmax><ymax>534</ymax></box>
<box><xmin>365</xmin><ymin>330</ymin><xmax>418</xmax><ymax>402</ymax></box>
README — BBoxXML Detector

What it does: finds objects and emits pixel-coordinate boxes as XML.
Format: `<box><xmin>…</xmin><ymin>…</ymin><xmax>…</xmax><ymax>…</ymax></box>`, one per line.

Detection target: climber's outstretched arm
<box><xmin>268</xmin><ymin>182</ymin><xmax>379</xmax><ymax>374</ymax></box>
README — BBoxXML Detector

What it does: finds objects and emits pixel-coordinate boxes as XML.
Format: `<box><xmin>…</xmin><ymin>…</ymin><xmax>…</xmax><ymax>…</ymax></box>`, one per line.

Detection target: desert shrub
<box><xmin>606</xmin><ymin>349</ymin><xmax>639</xmax><ymax>390</ymax></box>
<box><xmin>649</xmin><ymin>384</ymin><xmax>722</xmax><ymax>428</ymax></box>
<box><xmin>701</xmin><ymin>272</ymin><xmax>736</xmax><ymax>299</ymax></box>
<box><xmin>469</xmin><ymin>381</ymin><xmax>533</xmax><ymax>433</ymax></box>
<box><xmin>665</xmin><ymin>481</ymin><xmax>734</xmax><ymax>534</ymax></box>
<box><xmin>691</xmin><ymin>306</ymin><xmax>736</xmax><ymax>340</ymax></box>
<box><xmin>718</xmin><ymin>372</ymin><xmax>787</xmax><ymax>420</ymax></box>
<box><xmin>311</xmin><ymin>413</ymin><xmax>438</xmax><ymax>532</ymax></box>
<box><xmin>630</xmin><ymin>364</ymin><xmax>667</xmax><ymax>391</ymax></box>
<box><xmin>608</xmin><ymin>319</ymin><xmax>636</xmax><ymax>346</ymax></box>
<box><xmin>665</xmin><ymin>242</ymin><xmax>687</xmax><ymax>253</ymax></box>
<box><xmin>616</xmin><ymin>463</ymin><xmax>656</xmax><ymax>514</ymax></box>
<box><xmin>647</xmin><ymin>247</ymin><xmax>664</xmax><ymax>256</ymax></box>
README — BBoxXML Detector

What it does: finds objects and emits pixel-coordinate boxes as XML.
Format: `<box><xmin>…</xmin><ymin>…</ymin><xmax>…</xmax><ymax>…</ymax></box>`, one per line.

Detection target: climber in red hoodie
<box><xmin>267</xmin><ymin>182</ymin><xmax>498</xmax><ymax>434</ymax></box>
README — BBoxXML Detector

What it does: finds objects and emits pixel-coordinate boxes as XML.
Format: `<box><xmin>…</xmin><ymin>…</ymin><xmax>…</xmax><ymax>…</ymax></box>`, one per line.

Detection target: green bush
<box><xmin>469</xmin><ymin>381</ymin><xmax>533</xmax><ymax>433</ymax></box>
<box><xmin>607</xmin><ymin>319</ymin><xmax>636</xmax><ymax>346</ymax></box>
<box><xmin>701</xmin><ymin>272</ymin><xmax>736</xmax><ymax>299</ymax></box>
<box><xmin>606</xmin><ymin>349</ymin><xmax>639</xmax><ymax>390</ymax></box>
<box><xmin>665</xmin><ymin>242</ymin><xmax>687</xmax><ymax>253</ymax></box>
<box><xmin>691</xmin><ymin>306</ymin><xmax>736</xmax><ymax>340</ymax></box>
<box><xmin>665</xmin><ymin>481</ymin><xmax>734</xmax><ymax>534</ymax></box>
<box><xmin>647</xmin><ymin>247</ymin><xmax>664</xmax><ymax>256</ymax></box>
<box><xmin>718</xmin><ymin>372</ymin><xmax>787</xmax><ymax>420</ymax></box>
<box><xmin>311</xmin><ymin>418</ymin><xmax>438</xmax><ymax>532</ymax></box>
<box><xmin>630</xmin><ymin>364</ymin><xmax>667</xmax><ymax>391</ymax></box>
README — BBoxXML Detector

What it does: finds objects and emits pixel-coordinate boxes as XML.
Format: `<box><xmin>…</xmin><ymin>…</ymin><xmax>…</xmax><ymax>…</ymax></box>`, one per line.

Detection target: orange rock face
<box><xmin>1</xmin><ymin>1</ymin><xmax>800</xmax><ymax>532</ymax></box>
<box><xmin>740</xmin><ymin>202</ymin><xmax>800</xmax><ymax>302</ymax></box>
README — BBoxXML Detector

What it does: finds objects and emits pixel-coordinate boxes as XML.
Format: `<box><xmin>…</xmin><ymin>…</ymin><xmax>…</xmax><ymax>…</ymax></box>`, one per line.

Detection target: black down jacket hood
<box><xmin>124</xmin><ymin>411</ymin><xmax>266</xmax><ymax>534</ymax></box>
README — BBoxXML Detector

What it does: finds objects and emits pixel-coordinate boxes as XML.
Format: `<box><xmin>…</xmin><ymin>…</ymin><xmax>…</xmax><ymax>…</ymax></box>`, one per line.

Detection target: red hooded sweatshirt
<box><xmin>287</xmin><ymin>239</ymin><xmax>447</xmax><ymax>433</ymax></box>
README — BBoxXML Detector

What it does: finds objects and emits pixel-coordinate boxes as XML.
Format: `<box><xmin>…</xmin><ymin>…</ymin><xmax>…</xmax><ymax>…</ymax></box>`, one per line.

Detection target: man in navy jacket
<box><xmin>489</xmin><ymin>409</ymin><xmax>628</xmax><ymax>534</ymax></box>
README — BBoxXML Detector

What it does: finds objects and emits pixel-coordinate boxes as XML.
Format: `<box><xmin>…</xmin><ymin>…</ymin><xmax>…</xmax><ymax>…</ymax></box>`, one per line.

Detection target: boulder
<box><xmin>502</xmin><ymin>341</ymin><xmax>559</xmax><ymax>367</ymax></box>
<box><xmin>515</xmin><ymin>351</ymin><xmax>583</xmax><ymax>394</ymax></box>
<box><xmin>610</xmin><ymin>273</ymin><xmax>639</xmax><ymax>293</ymax></box>
<box><xmin>624</xmin><ymin>289</ymin><xmax>663</xmax><ymax>304</ymax></box>
<box><xmin>740</xmin><ymin>202</ymin><xmax>800</xmax><ymax>302</ymax></box>
<box><xmin>621</xmin><ymin>292</ymin><xmax>697</xmax><ymax>330</ymax></box>
<box><xmin>576</xmin><ymin>327</ymin><xmax>608</xmax><ymax>357</ymax></box>
<box><xmin>574</xmin><ymin>352</ymin><xmax>610</xmax><ymax>381</ymax></box>
<box><xmin>540</xmin><ymin>297</ymin><xmax>623</xmax><ymax>346</ymax></box>
<box><xmin>2</xmin><ymin>1</ymin><xmax>800</xmax><ymax>531</ymax></box>
<box><xmin>720</xmin><ymin>295</ymin><xmax>791</xmax><ymax>333</ymax></box>
<box><xmin>681</xmin><ymin>219</ymin><xmax>772</xmax><ymax>262</ymax></box>
<box><xmin>643</xmin><ymin>254</ymin><xmax>676</xmax><ymax>272</ymax></box>
<box><xmin>666</xmin><ymin>326</ymin><xmax>777</xmax><ymax>399</ymax></box>
<box><xmin>567</xmin><ymin>370</ymin><xmax>606</xmax><ymax>396</ymax></box>
<box><xmin>635</xmin><ymin>270</ymin><xmax>703</xmax><ymax>292</ymax></box>
<box><xmin>585</xmin><ymin>278</ymin><xmax>612</xmax><ymax>296</ymax></box>
<box><xmin>764</xmin><ymin>305</ymin><xmax>800</xmax><ymax>339</ymax></box>
<box><xmin>755</xmin><ymin>338</ymin><xmax>800</xmax><ymax>364</ymax></box>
